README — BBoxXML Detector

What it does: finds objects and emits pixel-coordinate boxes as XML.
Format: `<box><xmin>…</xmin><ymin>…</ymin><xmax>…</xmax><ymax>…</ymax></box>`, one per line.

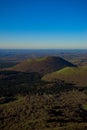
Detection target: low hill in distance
<box><xmin>6</xmin><ymin>56</ymin><xmax>76</xmax><ymax>75</ymax></box>
<box><xmin>42</xmin><ymin>66</ymin><xmax>87</xmax><ymax>87</ymax></box>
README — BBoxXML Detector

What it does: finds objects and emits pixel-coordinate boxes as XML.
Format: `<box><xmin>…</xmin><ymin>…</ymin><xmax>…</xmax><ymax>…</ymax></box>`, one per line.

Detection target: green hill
<box><xmin>6</xmin><ymin>56</ymin><xmax>76</xmax><ymax>75</ymax></box>
<box><xmin>42</xmin><ymin>66</ymin><xmax>87</xmax><ymax>87</ymax></box>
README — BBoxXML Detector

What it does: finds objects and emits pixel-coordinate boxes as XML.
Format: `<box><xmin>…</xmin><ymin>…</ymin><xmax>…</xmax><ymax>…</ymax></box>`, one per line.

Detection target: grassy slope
<box><xmin>42</xmin><ymin>66</ymin><xmax>87</xmax><ymax>87</ymax></box>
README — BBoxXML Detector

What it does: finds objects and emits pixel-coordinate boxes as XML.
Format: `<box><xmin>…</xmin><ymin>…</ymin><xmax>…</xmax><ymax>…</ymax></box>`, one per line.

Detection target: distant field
<box><xmin>0</xmin><ymin>61</ymin><xmax>18</xmax><ymax>69</ymax></box>
<box><xmin>42</xmin><ymin>66</ymin><xmax>87</xmax><ymax>87</ymax></box>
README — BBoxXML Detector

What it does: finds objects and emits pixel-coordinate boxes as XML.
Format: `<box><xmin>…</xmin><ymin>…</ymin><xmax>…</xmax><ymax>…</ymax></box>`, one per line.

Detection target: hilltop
<box><xmin>42</xmin><ymin>66</ymin><xmax>87</xmax><ymax>87</ymax></box>
<box><xmin>6</xmin><ymin>56</ymin><xmax>76</xmax><ymax>75</ymax></box>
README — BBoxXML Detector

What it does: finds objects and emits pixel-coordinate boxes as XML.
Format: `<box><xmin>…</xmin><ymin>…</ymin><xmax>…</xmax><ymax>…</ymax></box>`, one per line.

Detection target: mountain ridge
<box><xmin>5</xmin><ymin>56</ymin><xmax>76</xmax><ymax>75</ymax></box>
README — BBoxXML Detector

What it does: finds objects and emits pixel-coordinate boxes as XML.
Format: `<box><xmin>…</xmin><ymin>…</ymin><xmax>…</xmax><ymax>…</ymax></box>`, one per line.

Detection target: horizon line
<box><xmin>0</xmin><ymin>48</ymin><xmax>87</xmax><ymax>50</ymax></box>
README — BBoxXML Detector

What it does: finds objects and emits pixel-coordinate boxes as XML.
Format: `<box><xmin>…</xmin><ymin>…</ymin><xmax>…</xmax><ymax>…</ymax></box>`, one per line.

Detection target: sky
<box><xmin>0</xmin><ymin>0</ymin><xmax>87</xmax><ymax>49</ymax></box>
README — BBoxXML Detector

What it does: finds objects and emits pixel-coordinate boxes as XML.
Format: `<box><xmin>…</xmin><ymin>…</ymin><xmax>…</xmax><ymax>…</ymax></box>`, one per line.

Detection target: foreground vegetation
<box><xmin>0</xmin><ymin>90</ymin><xmax>87</xmax><ymax>130</ymax></box>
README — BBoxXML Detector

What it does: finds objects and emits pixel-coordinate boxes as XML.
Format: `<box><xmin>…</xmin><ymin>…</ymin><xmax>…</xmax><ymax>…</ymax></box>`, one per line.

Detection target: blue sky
<box><xmin>0</xmin><ymin>0</ymin><xmax>87</xmax><ymax>49</ymax></box>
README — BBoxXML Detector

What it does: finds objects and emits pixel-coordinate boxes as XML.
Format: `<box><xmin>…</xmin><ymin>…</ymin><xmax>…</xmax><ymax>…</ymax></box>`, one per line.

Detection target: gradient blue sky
<box><xmin>0</xmin><ymin>0</ymin><xmax>87</xmax><ymax>49</ymax></box>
